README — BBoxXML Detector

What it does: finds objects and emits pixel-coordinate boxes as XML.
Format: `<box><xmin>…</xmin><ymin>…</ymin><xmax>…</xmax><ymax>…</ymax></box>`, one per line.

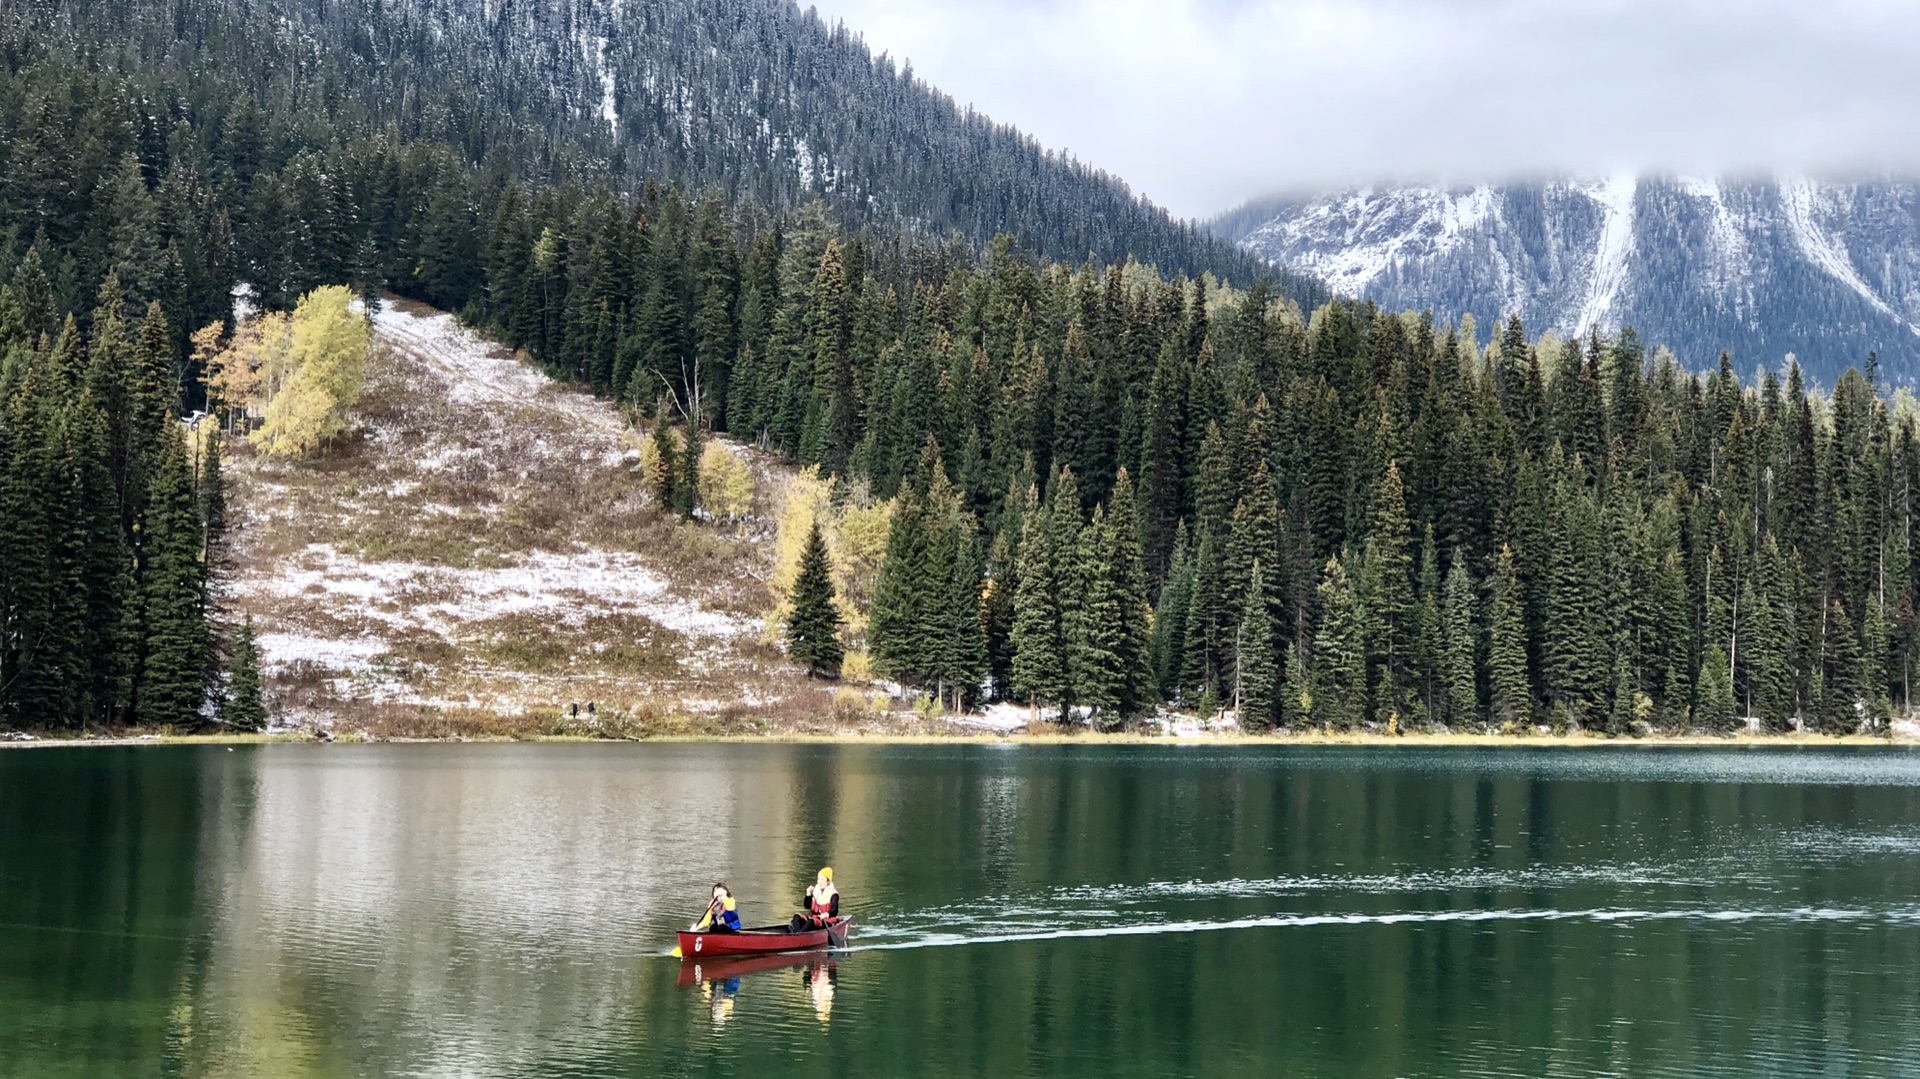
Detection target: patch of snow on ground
<box><xmin>370</xmin><ymin>303</ymin><xmax>623</xmax><ymax>430</ymax></box>
<box><xmin>236</xmin><ymin>544</ymin><xmax>751</xmax><ymax>640</ymax></box>
<box><xmin>417</xmin><ymin>549</ymin><xmax>750</xmax><ymax>636</ymax></box>
<box><xmin>957</xmin><ymin>702</ymin><xmax>1032</xmax><ymax>733</ymax></box>
<box><xmin>255</xmin><ymin>632</ymin><xmax>388</xmax><ymax>674</ymax></box>
<box><xmin>1140</xmin><ymin>710</ymin><xmax>1242</xmax><ymax>738</ymax></box>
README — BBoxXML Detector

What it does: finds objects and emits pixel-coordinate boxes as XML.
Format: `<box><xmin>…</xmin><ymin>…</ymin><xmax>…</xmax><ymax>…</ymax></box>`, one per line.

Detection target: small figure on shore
<box><xmin>695</xmin><ymin>882</ymin><xmax>740</xmax><ymax>933</ymax></box>
<box><xmin>789</xmin><ymin>867</ymin><xmax>839</xmax><ymax>931</ymax></box>
<box><xmin>569</xmin><ymin>702</ymin><xmax>579</xmax><ymax>718</ymax></box>
<box><xmin>587</xmin><ymin>701</ymin><xmax>597</xmax><ymax>717</ymax></box>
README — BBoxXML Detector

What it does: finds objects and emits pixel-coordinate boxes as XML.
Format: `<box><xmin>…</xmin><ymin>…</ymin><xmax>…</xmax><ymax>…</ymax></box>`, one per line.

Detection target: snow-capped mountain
<box><xmin>1219</xmin><ymin>177</ymin><xmax>1920</xmax><ymax>384</ymax></box>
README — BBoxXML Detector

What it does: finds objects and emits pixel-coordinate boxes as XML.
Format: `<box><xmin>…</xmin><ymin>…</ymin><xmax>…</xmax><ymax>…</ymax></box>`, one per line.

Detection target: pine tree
<box><xmin>1011</xmin><ymin>487</ymin><xmax>1069</xmax><ymax>719</ymax></box>
<box><xmin>1607</xmin><ymin>640</ymin><xmax>1639</xmax><ymax>736</ymax></box>
<box><xmin>809</xmin><ymin>240</ymin><xmax>857</xmax><ymax>475</ymax></box>
<box><xmin>870</xmin><ymin>442</ymin><xmax>984</xmax><ymax>708</ymax></box>
<box><xmin>1442</xmin><ymin>552</ymin><xmax>1479</xmax><ymax>727</ymax></box>
<box><xmin>692</xmin><ymin>198</ymin><xmax>740</xmax><ymax>420</ymax></box>
<box><xmin>648</xmin><ymin>417</ymin><xmax>679</xmax><ymax>509</ymax></box>
<box><xmin>1137</xmin><ymin>340</ymin><xmax>1189</xmax><ymax>578</ymax></box>
<box><xmin>1544</xmin><ymin>468</ymin><xmax>1607</xmax><ymax>727</ymax></box>
<box><xmin>677</xmin><ymin>420</ymin><xmax>702</xmax><ymax>519</ymax></box>
<box><xmin>134</xmin><ymin>423</ymin><xmax>208</xmax><ymax>726</ymax></box>
<box><xmin>1311</xmin><ymin>558</ymin><xmax>1365</xmax><ymax>729</ymax></box>
<box><xmin>1364</xmin><ymin>460</ymin><xmax>1413</xmax><ymax>720</ymax></box>
<box><xmin>1</xmin><ymin>357</ymin><xmax>68</xmax><ymax>725</ymax></box>
<box><xmin>1820</xmin><ymin>598</ymin><xmax>1869</xmax><ymax>733</ymax></box>
<box><xmin>982</xmin><ymin>527</ymin><xmax>1019</xmax><ymax>700</ymax></box>
<box><xmin>223</xmin><ymin>616</ymin><xmax>268</xmax><ymax>731</ymax></box>
<box><xmin>869</xmin><ymin>479</ymin><xmax>934</xmax><ymax>695</ymax></box>
<box><xmin>936</xmin><ymin>516</ymin><xmax>987</xmax><ymax>711</ymax></box>
<box><xmin>1101</xmin><ymin>469</ymin><xmax>1156</xmax><ymax>719</ymax></box>
<box><xmin>1281</xmin><ymin>638</ymin><xmax>1313</xmax><ymax>729</ymax></box>
<box><xmin>1236</xmin><ymin>561</ymin><xmax>1279</xmax><ymax>728</ymax></box>
<box><xmin>1487</xmin><ymin>544</ymin><xmax>1531</xmax><ymax>730</ymax></box>
<box><xmin>1152</xmin><ymin>524</ymin><xmax>1196</xmax><ymax>701</ymax></box>
<box><xmin>1180</xmin><ymin>524</ymin><xmax>1226</xmax><ymax>700</ymax></box>
<box><xmin>1223</xmin><ymin>459</ymin><xmax>1281</xmax><ymax>633</ymax></box>
<box><xmin>785</xmin><ymin>521</ymin><xmax>845</xmax><ymax>678</ymax></box>
<box><xmin>1696</xmin><ymin>644</ymin><xmax>1737</xmax><ymax>733</ymax></box>
<box><xmin>1744</xmin><ymin>571</ymin><xmax>1790</xmax><ymax>731</ymax></box>
<box><xmin>200</xmin><ymin>426</ymin><xmax>227</xmax><ymax>569</ymax></box>
<box><xmin>1412</xmin><ymin>527</ymin><xmax>1443</xmax><ymax>723</ymax></box>
<box><xmin>1072</xmin><ymin>506</ymin><xmax>1127</xmax><ymax>721</ymax></box>
<box><xmin>1862</xmin><ymin>594</ymin><xmax>1891</xmax><ymax>730</ymax></box>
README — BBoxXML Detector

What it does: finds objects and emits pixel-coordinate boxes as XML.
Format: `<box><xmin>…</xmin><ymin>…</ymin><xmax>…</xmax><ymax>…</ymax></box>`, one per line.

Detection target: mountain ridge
<box><xmin>1216</xmin><ymin>175</ymin><xmax>1920</xmax><ymax>384</ymax></box>
<box><xmin>20</xmin><ymin>0</ymin><xmax>1313</xmax><ymax>296</ymax></box>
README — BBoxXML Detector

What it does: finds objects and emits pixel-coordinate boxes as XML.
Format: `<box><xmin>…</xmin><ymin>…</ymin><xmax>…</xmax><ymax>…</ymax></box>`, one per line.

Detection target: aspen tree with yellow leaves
<box><xmin>253</xmin><ymin>287</ymin><xmax>370</xmax><ymax>458</ymax></box>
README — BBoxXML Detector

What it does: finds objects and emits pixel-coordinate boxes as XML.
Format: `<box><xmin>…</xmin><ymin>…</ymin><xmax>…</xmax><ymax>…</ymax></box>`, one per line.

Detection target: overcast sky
<box><xmin>808</xmin><ymin>0</ymin><xmax>1920</xmax><ymax>220</ymax></box>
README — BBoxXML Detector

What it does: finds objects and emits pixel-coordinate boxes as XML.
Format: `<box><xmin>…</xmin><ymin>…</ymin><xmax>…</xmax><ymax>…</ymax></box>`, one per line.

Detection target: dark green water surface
<box><xmin>4</xmin><ymin>743</ymin><xmax>1920</xmax><ymax>1077</ymax></box>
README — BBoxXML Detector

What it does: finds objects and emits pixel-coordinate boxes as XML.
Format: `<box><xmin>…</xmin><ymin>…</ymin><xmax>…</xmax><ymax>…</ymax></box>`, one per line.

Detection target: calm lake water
<box><xmin>4</xmin><ymin>743</ymin><xmax>1920</xmax><ymax>1077</ymax></box>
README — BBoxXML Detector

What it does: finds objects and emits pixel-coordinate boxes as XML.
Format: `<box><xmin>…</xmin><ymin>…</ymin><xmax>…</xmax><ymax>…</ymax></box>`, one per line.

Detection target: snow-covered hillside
<box><xmin>1224</xmin><ymin>176</ymin><xmax>1920</xmax><ymax>384</ymax></box>
<box><xmin>223</xmin><ymin>299</ymin><xmax>825</xmax><ymax>735</ymax></box>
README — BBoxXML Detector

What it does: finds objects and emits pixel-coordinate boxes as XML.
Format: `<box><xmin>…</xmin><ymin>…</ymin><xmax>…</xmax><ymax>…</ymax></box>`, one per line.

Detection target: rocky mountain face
<box><xmin>1218</xmin><ymin>177</ymin><xmax>1920</xmax><ymax>385</ymax></box>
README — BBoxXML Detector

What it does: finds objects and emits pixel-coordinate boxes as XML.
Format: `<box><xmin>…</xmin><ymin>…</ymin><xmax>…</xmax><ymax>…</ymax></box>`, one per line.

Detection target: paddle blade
<box><xmin>671</xmin><ymin>946</ymin><xmax>683</xmax><ymax>958</ymax></box>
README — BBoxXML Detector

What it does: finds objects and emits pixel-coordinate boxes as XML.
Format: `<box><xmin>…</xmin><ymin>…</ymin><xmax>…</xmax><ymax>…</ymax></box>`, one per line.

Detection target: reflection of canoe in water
<box><xmin>677</xmin><ymin>949</ymin><xmax>837</xmax><ymax>988</ymax></box>
<box><xmin>676</xmin><ymin>917</ymin><xmax>850</xmax><ymax>959</ymax></box>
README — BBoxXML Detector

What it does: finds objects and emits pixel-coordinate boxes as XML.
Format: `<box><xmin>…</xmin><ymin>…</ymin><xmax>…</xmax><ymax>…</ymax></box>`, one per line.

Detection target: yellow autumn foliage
<box><xmin>198</xmin><ymin>309</ymin><xmax>291</xmax><ymax>431</ymax></box>
<box><xmin>696</xmin><ymin>442</ymin><xmax>755</xmax><ymax>521</ymax></box>
<box><xmin>253</xmin><ymin>286</ymin><xmax>370</xmax><ymax>458</ymax></box>
<box><xmin>638</xmin><ymin>424</ymin><xmax>675</xmax><ymax>487</ymax></box>
<box><xmin>767</xmin><ymin>467</ymin><xmax>893</xmax><ymax>646</ymax></box>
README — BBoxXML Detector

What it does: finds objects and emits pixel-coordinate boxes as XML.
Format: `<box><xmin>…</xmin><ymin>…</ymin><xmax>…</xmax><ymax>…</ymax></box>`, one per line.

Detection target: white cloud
<box><xmin>810</xmin><ymin>0</ymin><xmax>1920</xmax><ymax>218</ymax></box>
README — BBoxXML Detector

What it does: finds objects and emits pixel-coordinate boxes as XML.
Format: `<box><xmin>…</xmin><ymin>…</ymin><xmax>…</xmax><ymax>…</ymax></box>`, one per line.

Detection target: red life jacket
<box><xmin>809</xmin><ymin>884</ymin><xmax>838</xmax><ymax>917</ymax></box>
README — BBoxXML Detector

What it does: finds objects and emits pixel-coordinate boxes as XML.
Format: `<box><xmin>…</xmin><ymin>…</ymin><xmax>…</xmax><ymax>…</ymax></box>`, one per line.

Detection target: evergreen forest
<box><xmin>4</xmin><ymin>0</ymin><xmax>1917</xmax><ymax>736</ymax></box>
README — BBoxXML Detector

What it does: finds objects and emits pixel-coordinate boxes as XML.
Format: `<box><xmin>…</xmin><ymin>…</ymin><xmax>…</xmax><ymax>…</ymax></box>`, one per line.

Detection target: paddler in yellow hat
<box><xmin>789</xmin><ymin>867</ymin><xmax>839</xmax><ymax>931</ymax></box>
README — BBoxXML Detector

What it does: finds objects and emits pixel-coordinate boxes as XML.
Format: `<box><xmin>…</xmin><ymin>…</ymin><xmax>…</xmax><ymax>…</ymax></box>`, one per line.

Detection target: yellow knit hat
<box><xmin>819</xmin><ymin>867</ymin><xmax>833</xmax><ymax>881</ymax></box>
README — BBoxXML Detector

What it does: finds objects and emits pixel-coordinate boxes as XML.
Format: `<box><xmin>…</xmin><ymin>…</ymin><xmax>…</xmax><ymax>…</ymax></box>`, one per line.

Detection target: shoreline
<box><xmin>2</xmin><ymin>729</ymin><xmax>1910</xmax><ymax>750</ymax></box>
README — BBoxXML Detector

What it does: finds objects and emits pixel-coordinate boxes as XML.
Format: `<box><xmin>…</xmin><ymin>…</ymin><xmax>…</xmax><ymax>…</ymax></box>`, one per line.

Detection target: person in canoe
<box><xmin>788</xmin><ymin>867</ymin><xmax>839</xmax><ymax>932</ymax></box>
<box><xmin>695</xmin><ymin>882</ymin><xmax>741</xmax><ymax>933</ymax></box>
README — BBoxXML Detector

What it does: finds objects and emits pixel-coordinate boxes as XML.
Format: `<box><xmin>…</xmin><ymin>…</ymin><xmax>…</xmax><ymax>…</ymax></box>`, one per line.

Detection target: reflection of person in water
<box><xmin>703</xmin><ymin>975</ymin><xmax>741</xmax><ymax>1025</ymax></box>
<box><xmin>805</xmin><ymin>961</ymin><xmax>837</xmax><ymax>1024</ymax></box>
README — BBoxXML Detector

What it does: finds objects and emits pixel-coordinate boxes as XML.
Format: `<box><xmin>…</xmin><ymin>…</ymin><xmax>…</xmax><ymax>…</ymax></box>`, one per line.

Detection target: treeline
<box><xmin>0</xmin><ymin>266</ymin><xmax>242</xmax><ymax>729</ymax></box>
<box><xmin>461</xmin><ymin>170</ymin><xmax>1918</xmax><ymax>734</ymax></box>
<box><xmin>7</xmin><ymin>9</ymin><xmax>1915</xmax><ymax>736</ymax></box>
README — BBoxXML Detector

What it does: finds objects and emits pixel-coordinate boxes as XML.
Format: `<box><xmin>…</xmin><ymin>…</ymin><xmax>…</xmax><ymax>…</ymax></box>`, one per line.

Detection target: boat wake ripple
<box><xmin>845</xmin><ymin>905</ymin><xmax>1920</xmax><ymax>953</ymax></box>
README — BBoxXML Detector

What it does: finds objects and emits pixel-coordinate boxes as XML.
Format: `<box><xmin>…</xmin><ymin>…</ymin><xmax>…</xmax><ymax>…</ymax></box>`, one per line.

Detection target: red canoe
<box><xmin>676</xmin><ymin>917</ymin><xmax>851</xmax><ymax>959</ymax></box>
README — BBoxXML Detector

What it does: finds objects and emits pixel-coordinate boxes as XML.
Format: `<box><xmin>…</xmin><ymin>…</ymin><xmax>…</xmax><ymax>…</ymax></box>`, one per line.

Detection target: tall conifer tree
<box><xmin>786</xmin><ymin>521</ymin><xmax>845</xmax><ymax>679</ymax></box>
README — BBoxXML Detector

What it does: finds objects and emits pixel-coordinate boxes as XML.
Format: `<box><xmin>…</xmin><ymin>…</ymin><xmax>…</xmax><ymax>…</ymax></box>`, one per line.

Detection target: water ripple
<box><xmin>848</xmin><ymin>904</ymin><xmax>1920</xmax><ymax>952</ymax></box>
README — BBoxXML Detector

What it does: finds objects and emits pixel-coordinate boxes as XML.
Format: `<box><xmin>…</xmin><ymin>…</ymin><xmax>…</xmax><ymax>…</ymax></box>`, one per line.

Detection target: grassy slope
<box><xmin>221</xmin><ymin>297</ymin><xmax>910</xmax><ymax>737</ymax></box>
